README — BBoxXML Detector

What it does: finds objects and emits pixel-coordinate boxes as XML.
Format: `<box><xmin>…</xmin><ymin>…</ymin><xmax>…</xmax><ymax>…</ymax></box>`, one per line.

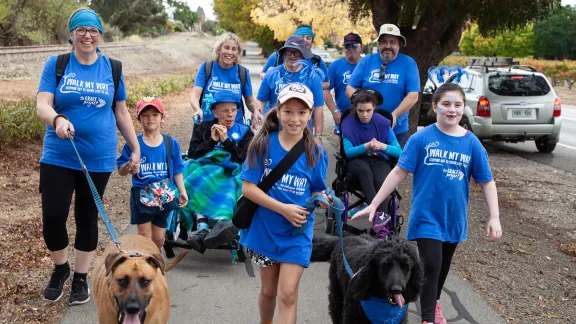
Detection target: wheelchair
<box><xmin>324</xmin><ymin>109</ymin><xmax>404</xmax><ymax>240</ymax></box>
<box><xmin>162</xmin><ymin>115</ymin><xmax>252</xmax><ymax>263</ymax></box>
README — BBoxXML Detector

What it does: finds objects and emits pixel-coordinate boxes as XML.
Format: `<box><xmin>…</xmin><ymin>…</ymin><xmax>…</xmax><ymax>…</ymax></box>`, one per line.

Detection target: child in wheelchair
<box><xmin>164</xmin><ymin>91</ymin><xmax>253</xmax><ymax>256</ymax></box>
<box><xmin>326</xmin><ymin>89</ymin><xmax>403</xmax><ymax>239</ymax></box>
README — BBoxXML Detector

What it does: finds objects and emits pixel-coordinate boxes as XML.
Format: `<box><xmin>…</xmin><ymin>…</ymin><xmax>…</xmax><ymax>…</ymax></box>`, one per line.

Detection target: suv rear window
<box><xmin>488</xmin><ymin>74</ymin><xmax>551</xmax><ymax>96</ymax></box>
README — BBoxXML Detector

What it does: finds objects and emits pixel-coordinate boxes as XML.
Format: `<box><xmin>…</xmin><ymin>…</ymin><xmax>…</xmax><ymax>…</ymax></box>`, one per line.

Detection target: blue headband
<box><xmin>69</xmin><ymin>9</ymin><xmax>103</xmax><ymax>33</ymax></box>
<box><xmin>294</xmin><ymin>26</ymin><xmax>314</xmax><ymax>40</ymax></box>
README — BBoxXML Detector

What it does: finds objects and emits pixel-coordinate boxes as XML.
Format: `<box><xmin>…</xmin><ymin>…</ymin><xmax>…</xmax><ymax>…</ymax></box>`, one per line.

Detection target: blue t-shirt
<box><xmin>328</xmin><ymin>57</ymin><xmax>357</xmax><ymax>112</ymax></box>
<box><xmin>398</xmin><ymin>125</ymin><xmax>494</xmax><ymax>243</ymax></box>
<box><xmin>214</xmin><ymin>122</ymin><xmax>250</xmax><ymax>150</ymax></box>
<box><xmin>38</xmin><ymin>53</ymin><xmax>128</xmax><ymax>172</ymax></box>
<box><xmin>239</xmin><ymin>132</ymin><xmax>328</xmax><ymax>267</ymax></box>
<box><xmin>257</xmin><ymin>64</ymin><xmax>324</xmax><ymax>115</ymax></box>
<box><xmin>348</xmin><ymin>53</ymin><xmax>420</xmax><ymax>134</ymax></box>
<box><xmin>194</xmin><ymin>61</ymin><xmax>253</xmax><ymax>123</ymax></box>
<box><xmin>262</xmin><ymin>52</ymin><xmax>329</xmax><ymax>82</ymax></box>
<box><xmin>116</xmin><ymin>134</ymin><xmax>184</xmax><ymax>188</ymax></box>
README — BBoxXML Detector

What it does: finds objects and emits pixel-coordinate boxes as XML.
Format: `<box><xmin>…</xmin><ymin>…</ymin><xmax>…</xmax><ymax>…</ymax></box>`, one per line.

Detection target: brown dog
<box><xmin>92</xmin><ymin>234</ymin><xmax>170</xmax><ymax>324</ymax></box>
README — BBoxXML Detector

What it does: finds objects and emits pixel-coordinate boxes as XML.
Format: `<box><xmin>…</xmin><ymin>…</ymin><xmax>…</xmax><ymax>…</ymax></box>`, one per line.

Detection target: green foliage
<box><xmin>0</xmin><ymin>0</ymin><xmax>81</xmax><ymax>45</ymax></box>
<box><xmin>90</xmin><ymin>0</ymin><xmax>168</xmax><ymax>36</ymax></box>
<box><xmin>202</xmin><ymin>20</ymin><xmax>225</xmax><ymax>36</ymax></box>
<box><xmin>533</xmin><ymin>6</ymin><xmax>576</xmax><ymax>60</ymax></box>
<box><xmin>168</xmin><ymin>0</ymin><xmax>199</xmax><ymax>30</ymax></box>
<box><xmin>459</xmin><ymin>23</ymin><xmax>534</xmax><ymax>58</ymax></box>
<box><xmin>102</xmin><ymin>22</ymin><xmax>122</xmax><ymax>42</ymax></box>
<box><xmin>213</xmin><ymin>0</ymin><xmax>277</xmax><ymax>53</ymax></box>
<box><xmin>173</xmin><ymin>20</ymin><xmax>186</xmax><ymax>32</ymax></box>
<box><xmin>0</xmin><ymin>73</ymin><xmax>195</xmax><ymax>149</ymax></box>
<box><xmin>323</xmin><ymin>38</ymin><xmax>334</xmax><ymax>48</ymax></box>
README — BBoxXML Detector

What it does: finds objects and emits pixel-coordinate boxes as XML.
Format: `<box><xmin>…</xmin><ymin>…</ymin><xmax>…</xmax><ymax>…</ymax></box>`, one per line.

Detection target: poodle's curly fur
<box><xmin>311</xmin><ymin>235</ymin><xmax>424</xmax><ymax>324</ymax></box>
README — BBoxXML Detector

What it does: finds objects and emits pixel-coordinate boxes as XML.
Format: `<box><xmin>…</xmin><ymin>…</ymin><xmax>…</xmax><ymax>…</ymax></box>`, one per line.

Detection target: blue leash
<box><xmin>68</xmin><ymin>132</ymin><xmax>123</xmax><ymax>252</ymax></box>
<box><xmin>309</xmin><ymin>189</ymin><xmax>406</xmax><ymax>324</ymax></box>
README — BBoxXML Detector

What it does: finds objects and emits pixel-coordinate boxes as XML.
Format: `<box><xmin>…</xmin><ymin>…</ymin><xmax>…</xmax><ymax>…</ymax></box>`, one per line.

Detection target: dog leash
<box><xmin>68</xmin><ymin>132</ymin><xmax>124</xmax><ymax>253</ymax></box>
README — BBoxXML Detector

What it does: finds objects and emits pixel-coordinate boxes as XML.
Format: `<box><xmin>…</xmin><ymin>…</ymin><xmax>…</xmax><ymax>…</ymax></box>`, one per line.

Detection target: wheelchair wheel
<box><xmin>164</xmin><ymin>231</ymin><xmax>175</xmax><ymax>259</ymax></box>
<box><xmin>237</xmin><ymin>243</ymin><xmax>247</xmax><ymax>262</ymax></box>
<box><xmin>325</xmin><ymin>208</ymin><xmax>336</xmax><ymax>235</ymax></box>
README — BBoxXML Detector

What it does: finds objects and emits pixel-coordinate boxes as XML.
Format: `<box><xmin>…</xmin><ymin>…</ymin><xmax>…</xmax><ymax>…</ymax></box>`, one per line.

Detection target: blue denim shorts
<box><xmin>130</xmin><ymin>186</ymin><xmax>170</xmax><ymax>228</ymax></box>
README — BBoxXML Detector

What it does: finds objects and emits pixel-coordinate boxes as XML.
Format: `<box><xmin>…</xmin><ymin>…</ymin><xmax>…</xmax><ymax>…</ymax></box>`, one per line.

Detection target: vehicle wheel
<box><xmin>164</xmin><ymin>232</ymin><xmax>175</xmax><ymax>258</ymax></box>
<box><xmin>460</xmin><ymin>116</ymin><xmax>472</xmax><ymax>131</ymax></box>
<box><xmin>535</xmin><ymin>138</ymin><xmax>556</xmax><ymax>153</ymax></box>
<box><xmin>325</xmin><ymin>209</ymin><xmax>335</xmax><ymax>235</ymax></box>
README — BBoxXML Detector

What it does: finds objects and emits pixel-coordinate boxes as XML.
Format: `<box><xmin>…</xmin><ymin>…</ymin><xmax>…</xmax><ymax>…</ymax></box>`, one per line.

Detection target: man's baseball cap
<box><xmin>136</xmin><ymin>96</ymin><xmax>165</xmax><ymax>117</ymax></box>
<box><xmin>210</xmin><ymin>91</ymin><xmax>242</xmax><ymax>110</ymax></box>
<box><xmin>278</xmin><ymin>83</ymin><xmax>314</xmax><ymax>109</ymax></box>
<box><xmin>278</xmin><ymin>35</ymin><xmax>313</xmax><ymax>59</ymax></box>
<box><xmin>343</xmin><ymin>33</ymin><xmax>362</xmax><ymax>46</ymax></box>
<box><xmin>373</xmin><ymin>23</ymin><xmax>406</xmax><ymax>46</ymax></box>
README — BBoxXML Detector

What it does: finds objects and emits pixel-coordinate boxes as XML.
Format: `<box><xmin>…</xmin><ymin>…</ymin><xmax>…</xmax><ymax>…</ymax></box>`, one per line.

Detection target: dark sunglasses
<box><xmin>344</xmin><ymin>43</ymin><xmax>360</xmax><ymax>49</ymax></box>
<box><xmin>379</xmin><ymin>63</ymin><xmax>387</xmax><ymax>81</ymax></box>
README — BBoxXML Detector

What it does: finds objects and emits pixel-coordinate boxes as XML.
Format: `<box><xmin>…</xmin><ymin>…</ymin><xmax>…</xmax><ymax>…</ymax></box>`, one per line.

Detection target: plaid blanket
<box><xmin>180</xmin><ymin>150</ymin><xmax>243</xmax><ymax>227</ymax></box>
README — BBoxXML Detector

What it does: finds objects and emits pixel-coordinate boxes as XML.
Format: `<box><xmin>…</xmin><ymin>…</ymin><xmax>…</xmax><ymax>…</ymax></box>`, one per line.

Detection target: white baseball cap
<box><xmin>278</xmin><ymin>83</ymin><xmax>314</xmax><ymax>109</ymax></box>
<box><xmin>373</xmin><ymin>23</ymin><xmax>406</xmax><ymax>47</ymax></box>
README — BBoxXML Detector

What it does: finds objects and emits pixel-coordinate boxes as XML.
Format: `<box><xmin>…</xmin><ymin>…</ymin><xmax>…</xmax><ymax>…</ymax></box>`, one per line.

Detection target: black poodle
<box><xmin>311</xmin><ymin>235</ymin><xmax>423</xmax><ymax>324</ymax></box>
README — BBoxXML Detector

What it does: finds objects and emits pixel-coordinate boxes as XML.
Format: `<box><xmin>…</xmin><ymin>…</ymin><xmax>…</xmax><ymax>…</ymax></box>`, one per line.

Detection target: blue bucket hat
<box><xmin>211</xmin><ymin>91</ymin><xmax>242</xmax><ymax>110</ymax></box>
<box><xmin>278</xmin><ymin>36</ymin><xmax>314</xmax><ymax>60</ymax></box>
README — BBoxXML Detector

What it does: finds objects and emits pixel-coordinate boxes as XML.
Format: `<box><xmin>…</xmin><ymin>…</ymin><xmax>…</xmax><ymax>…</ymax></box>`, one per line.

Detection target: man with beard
<box><xmin>325</xmin><ymin>33</ymin><xmax>363</xmax><ymax>134</ymax></box>
<box><xmin>346</xmin><ymin>24</ymin><xmax>420</xmax><ymax>148</ymax></box>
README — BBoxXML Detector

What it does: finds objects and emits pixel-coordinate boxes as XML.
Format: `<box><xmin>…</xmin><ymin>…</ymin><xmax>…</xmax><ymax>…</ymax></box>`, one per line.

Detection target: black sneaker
<box><xmin>69</xmin><ymin>278</ymin><xmax>91</xmax><ymax>305</ymax></box>
<box><xmin>43</xmin><ymin>268</ymin><xmax>71</xmax><ymax>302</ymax></box>
<box><xmin>186</xmin><ymin>228</ymin><xmax>208</xmax><ymax>254</ymax></box>
<box><xmin>203</xmin><ymin>220</ymin><xmax>239</xmax><ymax>249</ymax></box>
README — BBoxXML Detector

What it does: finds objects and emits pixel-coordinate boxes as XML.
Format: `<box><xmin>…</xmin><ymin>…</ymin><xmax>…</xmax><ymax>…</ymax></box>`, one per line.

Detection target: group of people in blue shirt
<box><xmin>35</xmin><ymin>9</ymin><xmax>503</xmax><ymax>324</ymax></box>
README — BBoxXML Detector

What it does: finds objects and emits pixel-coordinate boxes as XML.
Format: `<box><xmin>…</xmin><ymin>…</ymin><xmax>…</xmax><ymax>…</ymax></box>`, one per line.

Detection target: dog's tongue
<box><xmin>394</xmin><ymin>294</ymin><xmax>405</xmax><ymax>308</ymax></box>
<box><xmin>122</xmin><ymin>314</ymin><xmax>142</xmax><ymax>324</ymax></box>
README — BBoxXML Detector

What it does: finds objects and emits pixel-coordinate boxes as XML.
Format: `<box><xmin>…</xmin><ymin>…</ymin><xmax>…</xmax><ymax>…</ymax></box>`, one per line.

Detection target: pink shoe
<box><xmin>435</xmin><ymin>301</ymin><xmax>447</xmax><ymax>324</ymax></box>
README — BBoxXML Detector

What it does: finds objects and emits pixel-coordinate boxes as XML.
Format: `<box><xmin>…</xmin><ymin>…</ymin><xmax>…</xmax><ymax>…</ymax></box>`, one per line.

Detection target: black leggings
<box><xmin>347</xmin><ymin>156</ymin><xmax>391</xmax><ymax>210</ymax></box>
<box><xmin>416</xmin><ymin>239</ymin><xmax>459</xmax><ymax>322</ymax></box>
<box><xmin>40</xmin><ymin>163</ymin><xmax>111</xmax><ymax>252</ymax></box>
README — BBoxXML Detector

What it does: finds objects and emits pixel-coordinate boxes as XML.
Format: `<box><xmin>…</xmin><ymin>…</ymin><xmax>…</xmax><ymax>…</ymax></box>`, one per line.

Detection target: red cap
<box><xmin>136</xmin><ymin>96</ymin><xmax>165</xmax><ymax>117</ymax></box>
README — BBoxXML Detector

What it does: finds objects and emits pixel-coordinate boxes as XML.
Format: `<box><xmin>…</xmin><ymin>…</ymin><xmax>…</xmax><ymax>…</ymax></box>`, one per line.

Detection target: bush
<box><xmin>173</xmin><ymin>20</ymin><xmax>186</xmax><ymax>32</ymax></box>
<box><xmin>102</xmin><ymin>22</ymin><xmax>123</xmax><ymax>43</ymax></box>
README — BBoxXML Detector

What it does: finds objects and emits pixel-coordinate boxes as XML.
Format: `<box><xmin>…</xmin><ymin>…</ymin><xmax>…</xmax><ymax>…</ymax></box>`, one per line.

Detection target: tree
<box><xmin>251</xmin><ymin>0</ymin><xmax>377</xmax><ymax>46</ymax></box>
<box><xmin>459</xmin><ymin>23</ymin><xmax>534</xmax><ymax>58</ymax></box>
<box><xmin>213</xmin><ymin>0</ymin><xmax>278</xmax><ymax>54</ymax></box>
<box><xmin>345</xmin><ymin>0</ymin><xmax>559</xmax><ymax>133</ymax></box>
<box><xmin>167</xmin><ymin>0</ymin><xmax>199</xmax><ymax>30</ymax></box>
<box><xmin>533</xmin><ymin>6</ymin><xmax>576</xmax><ymax>60</ymax></box>
<box><xmin>90</xmin><ymin>0</ymin><xmax>168</xmax><ymax>35</ymax></box>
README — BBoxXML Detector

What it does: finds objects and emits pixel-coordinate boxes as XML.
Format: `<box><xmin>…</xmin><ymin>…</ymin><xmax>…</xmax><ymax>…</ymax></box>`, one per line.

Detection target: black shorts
<box><xmin>130</xmin><ymin>186</ymin><xmax>171</xmax><ymax>228</ymax></box>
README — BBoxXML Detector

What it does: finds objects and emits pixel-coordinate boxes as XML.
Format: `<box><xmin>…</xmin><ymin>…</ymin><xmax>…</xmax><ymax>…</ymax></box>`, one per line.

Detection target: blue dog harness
<box><xmin>307</xmin><ymin>189</ymin><xmax>407</xmax><ymax>324</ymax></box>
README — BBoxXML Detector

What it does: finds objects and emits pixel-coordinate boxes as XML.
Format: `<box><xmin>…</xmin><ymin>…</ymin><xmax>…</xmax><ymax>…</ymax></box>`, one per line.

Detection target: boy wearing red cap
<box><xmin>117</xmin><ymin>96</ymin><xmax>188</xmax><ymax>249</ymax></box>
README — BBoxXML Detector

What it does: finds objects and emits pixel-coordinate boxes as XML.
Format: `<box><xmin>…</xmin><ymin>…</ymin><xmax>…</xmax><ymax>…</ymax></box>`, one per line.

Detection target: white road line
<box><xmin>561</xmin><ymin>116</ymin><xmax>576</xmax><ymax>122</ymax></box>
<box><xmin>557</xmin><ymin>142</ymin><xmax>576</xmax><ymax>150</ymax></box>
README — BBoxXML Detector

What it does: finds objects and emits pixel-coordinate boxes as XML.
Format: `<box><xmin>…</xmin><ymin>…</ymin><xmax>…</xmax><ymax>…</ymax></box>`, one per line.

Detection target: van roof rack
<box><xmin>466</xmin><ymin>57</ymin><xmax>537</xmax><ymax>73</ymax></box>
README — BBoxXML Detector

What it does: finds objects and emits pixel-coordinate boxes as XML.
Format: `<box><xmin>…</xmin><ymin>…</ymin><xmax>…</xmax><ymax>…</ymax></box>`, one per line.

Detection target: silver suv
<box><xmin>420</xmin><ymin>57</ymin><xmax>563</xmax><ymax>153</ymax></box>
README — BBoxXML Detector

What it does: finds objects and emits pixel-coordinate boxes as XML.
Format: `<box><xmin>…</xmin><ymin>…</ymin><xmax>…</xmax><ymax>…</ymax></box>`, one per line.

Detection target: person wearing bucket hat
<box><xmin>186</xmin><ymin>91</ymin><xmax>254</xmax><ymax>253</ymax></box>
<box><xmin>256</xmin><ymin>35</ymin><xmax>325</xmax><ymax>145</ymax></box>
<box><xmin>346</xmin><ymin>23</ymin><xmax>420</xmax><ymax>148</ymax></box>
<box><xmin>36</xmin><ymin>7</ymin><xmax>140</xmax><ymax>306</ymax></box>
<box><xmin>325</xmin><ymin>32</ymin><xmax>364</xmax><ymax>134</ymax></box>
<box><xmin>260</xmin><ymin>24</ymin><xmax>330</xmax><ymax>90</ymax></box>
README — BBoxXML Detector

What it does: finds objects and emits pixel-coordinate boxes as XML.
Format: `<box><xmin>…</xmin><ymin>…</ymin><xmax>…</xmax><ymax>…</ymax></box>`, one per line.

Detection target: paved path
<box><xmin>60</xmin><ymin>42</ymin><xmax>506</xmax><ymax>324</ymax></box>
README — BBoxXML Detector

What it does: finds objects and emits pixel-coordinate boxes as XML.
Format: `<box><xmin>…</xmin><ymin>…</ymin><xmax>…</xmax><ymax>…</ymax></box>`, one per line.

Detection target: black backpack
<box><xmin>199</xmin><ymin>60</ymin><xmax>248</xmax><ymax>118</ymax></box>
<box><xmin>55</xmin><ymin>53</ymin><xmax>122</xmax><ymax>111</ymax></box>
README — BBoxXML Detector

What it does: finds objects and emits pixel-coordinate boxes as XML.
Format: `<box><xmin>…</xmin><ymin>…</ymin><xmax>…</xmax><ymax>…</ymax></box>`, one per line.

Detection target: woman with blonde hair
<box><xmin>190</xmin><ymin>32</ymin><xmax>261</xmax><ymax>127</ymax></box>
<box><xmin>36</xmin><ymin>8</ymin><xmax>139</xmax><ymax>305</ymax></box>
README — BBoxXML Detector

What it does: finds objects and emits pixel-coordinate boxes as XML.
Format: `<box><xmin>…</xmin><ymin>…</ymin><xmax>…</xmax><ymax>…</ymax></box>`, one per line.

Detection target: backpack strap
<box><xmin>312</xmin><ymin>54</ymin><xmax>321</xmax><ymax>66</ymax></box>
<box><xmin>199</xmin><ymin>60</ymin><xmax>214</xmax><ymax>107</ymax></box>
<box><xmin>275</xmin><ymin>51</ymin><xmax>283</xmax><ymax>67</ymax></box>
<box><xmin>55</xmin><ymin>53</ymin><xmax>71</xmax><ymax>88</ymax></box>
<box><xmin>109</xmin><ymin>58</ymin><xmax>122</xmax><ymax>112</ymax></box>
<box><xmin>162</xmin><ymin>134</ymin><xmax>173</xmax><ymax>183</ymax></box>
<box><xmin>238</xmin><ymin>64</ymin><xmax>247</xmax><ymax>117</ymax></box>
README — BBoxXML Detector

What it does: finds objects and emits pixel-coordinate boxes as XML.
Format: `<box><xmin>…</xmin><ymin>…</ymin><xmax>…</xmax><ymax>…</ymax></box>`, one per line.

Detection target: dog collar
<box><xmin>360</xmin><ymin>296</ymin><xmax>407</xmax><ymax>324</ymax></box>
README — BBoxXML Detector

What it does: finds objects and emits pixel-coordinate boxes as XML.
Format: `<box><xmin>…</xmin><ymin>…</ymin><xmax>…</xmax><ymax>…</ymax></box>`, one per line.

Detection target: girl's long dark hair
<box><xmin>247</xmin><ymin>105</ymin><xmax>319</xmax><ymax>168</ymax></box>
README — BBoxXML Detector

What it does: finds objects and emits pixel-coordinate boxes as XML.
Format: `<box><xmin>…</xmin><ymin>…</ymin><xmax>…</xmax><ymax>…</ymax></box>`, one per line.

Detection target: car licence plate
<box><xmin>508</xmin><ymin>108</ymin><xmax>536</xmax><ymax>120</ymax></box>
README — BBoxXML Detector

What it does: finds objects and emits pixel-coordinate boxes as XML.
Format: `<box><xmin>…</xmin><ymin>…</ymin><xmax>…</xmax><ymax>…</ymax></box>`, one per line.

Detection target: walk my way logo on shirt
<box><xmin>261</xmin><ymin>165</ymin><xmax>307</xmax><ymax>196</ymax></box>
<box><xmin>207</xmin><ymin>77</ymin><xmax>242</xmax><ymax>94</ymax></box>
<box><xmin>424</xmin><ymin>142</ymin><xmax>471</xmax><ymax>181</ymax></box>
<box><xmin>137</xmin><ymin>156</ymin><xmax>168</xmax><ymax>180</ymax></box>
<box><xmin>342</xmin><ymin>70</ymin><xmax>352</xmax><ymax>85</ymax></box>
<box><xmin>60</xmin><ymin>73</ymin><xmax>111</xmax><ymax>96</ymax></box>
<box><xmin>368</xmin><ymin>69</ymin><xmax>399</xmax><ymax>84</ymax></box>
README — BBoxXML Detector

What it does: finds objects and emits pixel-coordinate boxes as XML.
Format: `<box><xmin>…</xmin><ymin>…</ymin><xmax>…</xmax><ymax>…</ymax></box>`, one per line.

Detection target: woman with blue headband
<box><xmin>36</xmin><ymin>8</ymin><xmax>140</xmax><ymax>306</ymax></box>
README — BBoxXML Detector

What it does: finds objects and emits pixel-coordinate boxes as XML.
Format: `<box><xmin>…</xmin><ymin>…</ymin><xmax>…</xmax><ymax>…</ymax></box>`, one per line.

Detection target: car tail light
<box><xmin>553</xmin><ymin>98</ymin><xmax>561</xmax><ymax>117</ymax></box>
<box><xmin>477</xmin><ymin>97</ymin><xmax>491</xmax><ymax>117</ymax></box>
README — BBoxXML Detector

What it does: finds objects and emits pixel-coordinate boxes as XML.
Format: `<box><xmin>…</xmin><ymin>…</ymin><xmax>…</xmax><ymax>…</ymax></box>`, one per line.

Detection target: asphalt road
<box><xmin>60</xmin><ymin>42</ymin><xmax>505</xmax><ymax>324</ymax></box>
<box><xmin>485</xmin><ymin>104</ymin><xmax>576</xmax><ymax>174</ymax></box>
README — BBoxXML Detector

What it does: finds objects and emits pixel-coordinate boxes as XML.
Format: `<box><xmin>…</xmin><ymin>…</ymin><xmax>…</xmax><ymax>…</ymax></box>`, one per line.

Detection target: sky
<box><xmin>187</xmin><ymin>0</ymin><xmax>216</xmax><ymax>20</ymax></box>
<box><xmin>563</xmin><ymin>0</ymin><xmax>576</xmax><ymax>6</ymax></box>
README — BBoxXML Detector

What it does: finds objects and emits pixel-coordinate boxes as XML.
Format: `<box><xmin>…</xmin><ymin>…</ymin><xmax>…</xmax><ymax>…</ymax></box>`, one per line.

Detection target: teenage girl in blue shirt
<box><xmin>240</xmin><ymin>83</ymin><xmax>330</xmax><ymax>324</ymax></box>
<box><xmin>352</xmin><ymin>83</ymin><xmax>503</xmax><ymax>324</ymax></box>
